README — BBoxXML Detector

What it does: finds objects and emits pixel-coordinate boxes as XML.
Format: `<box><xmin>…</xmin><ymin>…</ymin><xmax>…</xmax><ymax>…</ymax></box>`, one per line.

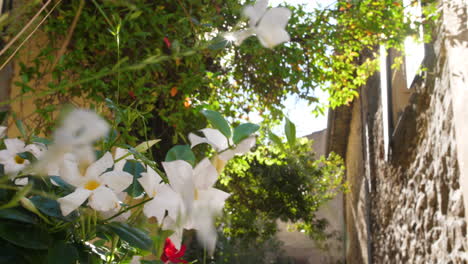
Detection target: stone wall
<box><xmin>327</xmin><ymin>1</ymin><xmax>468</xmax><ymax>263</ymax></box>
<box><xmin>369</xmin><ymin>1</ymin><xmax>468</xmax><ymax>262</ymax></box>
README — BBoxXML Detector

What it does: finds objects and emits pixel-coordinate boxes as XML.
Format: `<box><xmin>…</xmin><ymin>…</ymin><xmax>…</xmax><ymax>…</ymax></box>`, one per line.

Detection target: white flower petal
<box><xmin>255</xmin><ymin>7</ymin><xmax>291</xmax><ymax>48</ymax></box>
<box><xmin>243</xmin><ymin>0</ymin><xmax>269</xmax><ymax>27</ymax></box>
<box><xmin>219</xmin><ymin>136</ymin><xmax>256</xmax><ymax>161</ymax></box>
<box><xmin>162</xmin><ymin>160</ymin><xmax>195</xmax><ymax>213</ymax></box>
<box><xmin>229</xmin><ymin>29</ymin><xmax>255</xmax><ymax>46</ymax></box>
<box><xmin>100</xmin><ymin>170</ymin><xmax>133</xmax><ymax>193</ymax></box>
<box><xmin>162</xmin><ymin>217</ymin><xmax>184</xmax><ymax>250</ymax></box>
<box><xmin>25</xmin><ymin>144</ymin><xmax>43</xmax><ymax>158</ymax></box>
<box><xmin>58</xmin><ymin>188</ymin><xmax>92</xmax><ymax>216</ymax></box>
<box><xmin>188</xmin><ymin>133</ymin><xmax>208</xmax><ymax>148</ymax></box>
<box><xmin>59</xmin><ymin>157</ymin><xmax>83</xmax><ymax>187</ymax></box>
<box><xmin>200</xmin><ymin>128</ymin><xmax>229</xmax><ymax>151</ymax></box>
<box><xmin>138</xmin><ymin>166</ymin><xmax>162</xmax><ymax>197</ymax></box>
<box><xmin>190</xmin><ymin>208</ymin><xmax>217</xmax><ymax>255</ymax></box>
<box><xmin>193</xmin><ymin>158</ymin><xmax>218</xmax><ymax>190</ymax></box>
<box><xmin>14</xmin><ymin>177</ymin><xmax>28</xmax><ymax>186</ymax></box>
<box><xmin>114</xmin><ymin>147</ymin><xmax>134</xmax><ymax>171</ymax></box>
<box><xmin>4</xmin><ymin>138</ymin><xmax>25</xmax><ymax>153</ymax></box>
<box><xmin>88</xmin><ymin>186</ymin><xmax>121</xmax><ymax>212</ymax></box>
<box><xmin>85</xmin><ymin>152</ymin><xmax>113</xmax><ymax>178</ymax></box>
<box><xmin>54</xmin><ymin>109</ymin><xmax>109</xmax><ymax>147</ymax></box>
<box><xmin>198</xmin><ymin>188</ymin><xmax>230</xmax><ymax>214</ymax></box>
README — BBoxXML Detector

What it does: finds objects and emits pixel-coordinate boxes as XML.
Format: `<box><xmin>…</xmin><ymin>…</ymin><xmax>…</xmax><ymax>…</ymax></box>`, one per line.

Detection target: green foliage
<box><xmin>220</xmin><ymin>138</ymin><xmax>346</xmax><ymax>242</ymax></box>
<box><xmin>6</xmin><ymin>0</ymin><xmax>438</xmax><ymax>155</ymax></box>
<box><xmin>202</xmin><ymin>110</ymin><xmax>232</xmax><ymax>139</ymax></box>
<box><xmin>186</xmin><ymin>233</ymin><xmax>294</xmax><ymax>264</ymax></box>
<box><xmin>232</xmin><ymin>123</ymin><xmax>259</xmax><ymax>144</ymax></box>
<box><xmin>165</xmin><ymin>145</ymin><xmax>196</xmax><ymax>166</ymax></box>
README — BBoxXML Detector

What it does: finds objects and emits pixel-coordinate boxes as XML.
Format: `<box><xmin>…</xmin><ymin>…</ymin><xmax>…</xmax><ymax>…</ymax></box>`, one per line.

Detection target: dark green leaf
<box><xmin>165</xmin><ymin>145</ymin><xmax>195</xmax><ymax>166</ymax></box>
<box><xmin>208</xmin><ymin>37</ymin><xmax>229</xmax><ymax>50</ymax></box>
<box><xmin>0</xmin><ymin>208</ymin><xmax>37</xmax><ymax>224</ymax></box>
<box><xmin>284</xmin><ymin>117</ymin><xmax>296</xmax><ymax>147</ymax></box>
<box><xmin>201</xmin><ymin>110</ymin><xmax>231</xmax><ymax>138</ymax></box>
<box><xmin>107</xmin><ymin>223</ymin><xmax>153</xmax><ymax>250</ymax></box>
<box><xmin>47</xmin><ymin>242</ymin><xmax>79</xmax><ymax>264</ymax></box>
<box><xmin>0</xmin><ymin>222</ymin><xmax>50</xmax><ymax>249</ymax></box>
<box><xmin>50</xmin><ymin>176</ymin><xmax>75</xmax><ymax>192</ymax></box>
<box><xmin>123</xmin><ymin>160</ymin><xmax>146</xmax><ymax>197</ymax></box>
<box><xmin>17</xmin><ymin>152</ymin><xmax>37</xmax><ymax>162</ymax></box>
<box><xmin>232</xmin><ymin>123</ymin><xmax>259</xmax><ymax>144</ymax></box>
<box><xmin>31</xmin><ymin>136</ymin><xmax>52</xmax><ymax>145</ymax></box>
<box><xmin>30</xmin><ymin>196</ymin><xmax>76</xmax><ymax>221</ymax></box>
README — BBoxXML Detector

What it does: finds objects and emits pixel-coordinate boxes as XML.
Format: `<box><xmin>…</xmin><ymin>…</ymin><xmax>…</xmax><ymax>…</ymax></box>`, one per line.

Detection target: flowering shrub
<box><xmin>0</xmin><ymin>1</ymin><xmax>290</xmax><ymax>257</ymax></box>
<box><xmin>0</xmin><ymin>107</ymin><xmax>260</xmax><ymax>263</ymax></box>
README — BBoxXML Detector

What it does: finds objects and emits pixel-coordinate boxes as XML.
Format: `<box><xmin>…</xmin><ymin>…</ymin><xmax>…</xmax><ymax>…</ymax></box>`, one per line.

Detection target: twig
<box><xmin>51</xmin><ymin>0</ymin><xmax>85</xmax><ymax>70</ymax></box>
<box><xmin>0</xmin><ymin>0</ymin><xmax>63</xmax><ymax>71</ymax></box>
<box><xmin>0</xmin><ymin>0</ymin><xmax>52</xmax><ymax>59</ymax></box>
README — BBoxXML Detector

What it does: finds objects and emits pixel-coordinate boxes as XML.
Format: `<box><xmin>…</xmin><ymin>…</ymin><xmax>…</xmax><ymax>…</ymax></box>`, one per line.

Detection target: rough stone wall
<box><xmin>370</xmin><ymin>3</ymin><xmax>468</xmax><ymax>262</ymax></box>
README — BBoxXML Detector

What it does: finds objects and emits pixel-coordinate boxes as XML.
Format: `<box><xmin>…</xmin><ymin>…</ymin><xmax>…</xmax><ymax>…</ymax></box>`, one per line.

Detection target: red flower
<box><xmin>160</xmin><ymin>238</ymin><xmax>188</xmax><ymax>264</ymax></box>
<box><xmin>163</xmin><ymin>37</ymin><xmax>171</xmax><ymax>49</ymax></box>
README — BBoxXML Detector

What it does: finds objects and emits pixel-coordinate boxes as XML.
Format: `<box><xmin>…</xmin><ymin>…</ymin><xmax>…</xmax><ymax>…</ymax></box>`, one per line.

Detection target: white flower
<box><xmin>227</xmin><ymin>0</ymin><xmax>291</xmax><ymax>48</ymax></box>
<box><xmin>34</xmin><ymin>109</ymin><xmax>109</xmax><ymax>176</ymax></box>
<box><xmin>57</xmin><ymin>152</ymin><xmax>133</xmax><ymax>216</ymax></box>
<box><xmin>189</xmin><ymin>128</ymin><xmax>256</xmax><ymax>162</ymax></box>
<box><xmin>0</xmin><ymin>138</ymin><xmax>42</xmax><ymax>178</ymax></box>
<box><xmin>137</xmin><ymin>166</ymin><xmax>185</xmax><ymax>223</ymax></box>
<box><xmin>188</xmin><ymin>128</ymin><xmax>229</xmax><ymax>151</ymax></box>
<box><xmin>162</xmin><ymin>158</ymin><xmax>230</xmax><ymax>254</ymax></box>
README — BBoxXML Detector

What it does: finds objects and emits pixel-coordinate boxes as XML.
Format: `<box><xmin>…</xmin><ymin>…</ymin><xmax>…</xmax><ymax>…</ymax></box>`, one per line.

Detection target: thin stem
<box><xmin>0</xmin><ymin>0</ymin><xmax>52</xmax><ymax>59</ymax></box>
<box><xmin>102</xmin><ymin>197</ymin><xmax>153</xmax><ymax>222</ymax></box>
<box><xmin>0</xmin><ymin>0</ymin><xmax>63</xmax><ymax>71</ymax></box>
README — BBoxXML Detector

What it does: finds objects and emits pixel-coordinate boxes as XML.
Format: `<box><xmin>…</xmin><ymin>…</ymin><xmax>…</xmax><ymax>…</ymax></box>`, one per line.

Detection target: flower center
<box><xmin>194</xmin><ymin>188</ymin><xmax>199</xmax><ymax>201</ymax></box>
<box><xmin>78</xmin><ymin>162</ymin><xmax>90</xmax><ymax>176</ymax></box>
<box><xmin>14</xmin><ymin>155</ymin><xmax>25</xmax><ymax>164</ymax></box>
<box><xmin>84</xmin><ymin>180</ymin><xmax>100</xmax><ymax>191</ymax></box>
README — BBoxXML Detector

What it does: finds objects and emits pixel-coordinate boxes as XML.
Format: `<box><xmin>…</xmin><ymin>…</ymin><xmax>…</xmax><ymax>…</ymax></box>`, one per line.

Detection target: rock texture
<box><xmin>370</xmin><ymin>1</ymin><xmax>468</xmax><ymax>262</ymax></box>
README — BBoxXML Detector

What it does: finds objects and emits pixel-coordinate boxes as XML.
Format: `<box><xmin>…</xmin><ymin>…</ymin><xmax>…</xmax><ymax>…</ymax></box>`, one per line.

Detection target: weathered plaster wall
<box><xmin>369</xmin><ymin>1</ymin><xmax>468</xmax><ymax>262</ymax></box>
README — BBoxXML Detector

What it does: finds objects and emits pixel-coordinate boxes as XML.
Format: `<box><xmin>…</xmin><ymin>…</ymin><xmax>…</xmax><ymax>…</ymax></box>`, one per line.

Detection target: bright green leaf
<box><xmin>201</xmin><ymin>110</ymin><xmax>231</xmax><ymax>138</ymax></box>
<box><xmin>285</xmin><ymin>117</ymin><xmax>296</xmax><ymax>147</ymax></box>
<box><xmin>232</xmin><ymin>123</ymin><xmax>259</xmax><ymax>144</ymax></box>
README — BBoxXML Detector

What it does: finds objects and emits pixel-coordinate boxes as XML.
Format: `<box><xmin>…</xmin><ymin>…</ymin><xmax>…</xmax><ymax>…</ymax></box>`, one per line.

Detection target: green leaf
<box><xmin>11</xmin><ymin>113</ymin><xmax>26</xmax><ymax>139</ymax></box>
<box><xmin>17</xmin><ymin>151</ymin><xmax>37</xmax><ymax>162</ymax></box>
<box><xmin>47</xmin><ymin>242</ymin><xmax>79</xmax><ymax>264</ymax></box>
<box><xmin>268</xmin><ymin>131</ymin><xmax>283</xmax><ymax>146</ymax></box>
<box><xmin>232</xmin><ymin>123</ymin><xmax>259</xmax><ymax>144</ymax></box>
<box><xmin>31</xmin><ymin>136</ymin><xmax>52</xmax><ymax>145</ymax></box>
<box><xmin>208</xmin><ymin>37</ymin><xmax>229</xmax><ymax>50</ymax></box>
<box><xmin>165</xmin><ymin>145</ymin><xmax>195</xmax><ymax>166</ymax></box>
<box><xmin>123</xmin><ymin>160</ymin><xmax>146</xmax><ymax>197</ymax></box>
<box><xmin>50</xmin><ymin>176</ymin><xmax>75</xmax><ymax>191</ymax></box>
<box><xmin>284</xmin><ymin>117</ymin><xmax>296</xmax><ymax>147</ymax></box>
<box><xmin>0</xmin><ymin>208</ymin><xmax>37</xmax><ymax>224</ymax></box>
<box><xmin>134</xmin><ymin>139</ymin><xmax>161</xmax><ymax>153</ymax></box>
<box><xmin>106</xmin><ymin>223</ymin><xmax>153</xmax><ymax>250</ymax></box>
<box><xmin>30</xmin><ymin>196</ymin><xmax>76</xmax><ymax>221</ymax></box>
<box><xmin>0</xmin><ymin>222</ymin><xmax>50</xmax><ymax>249</ymax></box>
<box><xmin>201</xmin><ymin>110</ymin><xmax>231</xmax><ymax>138</ymax></box>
